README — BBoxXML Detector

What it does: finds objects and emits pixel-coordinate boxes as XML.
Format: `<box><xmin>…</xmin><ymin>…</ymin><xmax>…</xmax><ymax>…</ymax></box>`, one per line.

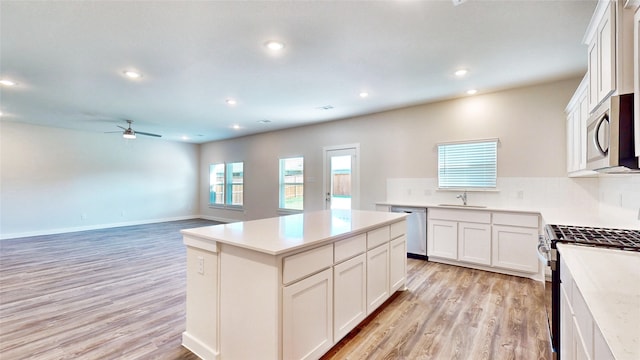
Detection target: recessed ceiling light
<box><xmin>264</xmin><ymin>41</ymin><xmax>285</xmax><ymax>51</ymax></box>
<box><xmin>232</xmin><ymin>124</ymin><xmax>241</xmax><ymax>130</ymax></box>
<box><xmin>0</xmin><ymin>79</ymin><xmax>17</xmax><ymax>86</ymax></box>
<box><xmin>181</xmin><ymin>136</ymin><xmax>190</xmax><ymax>141</ymax></box>
<box><xmin>226</xmin><ymin>98</ymin><xmax>237</xmax><ymax>106</ymax></box>
<box><xmin>0</xmin><ymin>111</ymin><xmax>3</xmax><ymax>117</ymax></box>
<box><xmin>359</xmin><ymin>92</ymin><xmax>369</xmax><ymax>98</ymax></box>
<box><xmin>454</xmin><ymin>69</ymin><xmax>468</xmax><ymax>77</ymax></box>
<box><xmin>466</xmin><ymin>89</ymin><xmax>478</xmax><ymax>95</ymax></box>
<box><xmin>123</xmin><ymin>70</ymin><xmax>142</xmax><ymax>79</ymax></box>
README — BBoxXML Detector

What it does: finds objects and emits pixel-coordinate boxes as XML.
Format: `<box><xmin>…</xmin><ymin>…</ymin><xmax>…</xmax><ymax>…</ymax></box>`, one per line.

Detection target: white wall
<box><xmin>200</xmin><ymin>77</ymin><xmax>589</xmax><ymax>222</ymax></box>
<box><xmin>0</xmin><ymin>122</ymin><xmax>200</xmax><ymax>239</ymax></box>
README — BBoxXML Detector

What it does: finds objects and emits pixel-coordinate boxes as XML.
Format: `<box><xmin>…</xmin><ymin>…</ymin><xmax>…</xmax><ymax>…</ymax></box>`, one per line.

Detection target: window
<box><xmin>279</xmin><ymin>157</ymin><xmax>304</xmax><ymax>210</ymax></box>
<box><xmin>209</xmin><ymin>162</ymin><xmax>244</xmax><ymax>206</ymax></box>
<box><xmin>438</xmin><ymin>139</ymin><xmax>497</xmax><ymax>189</ymax></box>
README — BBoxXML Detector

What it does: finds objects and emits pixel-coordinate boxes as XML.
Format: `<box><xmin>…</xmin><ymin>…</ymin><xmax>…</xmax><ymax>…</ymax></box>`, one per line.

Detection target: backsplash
<box><xmin>386</xmin><ymin>176</ymin><xmax>640</xmax><ymax>228</ymax></box>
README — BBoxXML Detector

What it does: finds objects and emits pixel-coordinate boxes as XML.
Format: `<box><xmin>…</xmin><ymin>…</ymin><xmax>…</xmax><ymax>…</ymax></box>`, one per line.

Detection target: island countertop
<box><xmin>181</xmin><ymin>209</ymin><xmax>407</xmax><ymax>256</ymax></box>
<box><xmin>557</xmin><ymin>244</ymin><xmax>640</xmax><ymax>359</ymax></box>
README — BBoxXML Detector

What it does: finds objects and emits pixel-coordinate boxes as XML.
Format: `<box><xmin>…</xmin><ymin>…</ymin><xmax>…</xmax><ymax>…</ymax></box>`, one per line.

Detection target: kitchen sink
<box><xmin>437</xmin><ymin>204</ymin><xmax>487</xmax><ymax>209</ymax></box>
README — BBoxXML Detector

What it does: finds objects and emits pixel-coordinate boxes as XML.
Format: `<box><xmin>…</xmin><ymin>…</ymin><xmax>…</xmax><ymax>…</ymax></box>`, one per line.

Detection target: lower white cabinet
<box><xmin>427</xmin><ymin>208</ymin><xmax>541</xmax><ymax>279</ymax></box>
<box><xmin>333</xmin><ymin>254</ymin><xmax>366</xmax><ymax>341</ymax></box>
<box><xmin>283</xmin><ymin>268</ymin><xmax>334</xmax><ymax>360</ymax></box>
<box><xmin>389</xmin><ymin>235</ymin><xmax>407</xmax><ymax>293</ymax></box>
<box><xmin>559</xmin><ymin>250</ymin><xmax>616</xmax><ymax>360</ymax></box>
<box><xmin>491</xmin><ymin>225</ymin><xmax>538</xmax><ymax>273</ymax></box>
<box><xmin>427</xmin><ymin>219</ymin><xmax>458</xmax><ymax>260</ymax></box>
<box><xmin>366</xmin><ymin>243</ymin><xmax>390</xmax><ymax>314</ymax></box>
<box><xmin>457</xmin><ymin>222</ymin><xmax>491</xmax><ymax>266</ymax></box>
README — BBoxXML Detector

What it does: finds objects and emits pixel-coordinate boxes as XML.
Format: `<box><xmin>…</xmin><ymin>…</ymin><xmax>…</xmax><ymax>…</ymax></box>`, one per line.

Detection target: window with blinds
<box><xmin>438</xmin><ymin>140</ymin><xmax>497</xmax><ymax>189</ymax></box>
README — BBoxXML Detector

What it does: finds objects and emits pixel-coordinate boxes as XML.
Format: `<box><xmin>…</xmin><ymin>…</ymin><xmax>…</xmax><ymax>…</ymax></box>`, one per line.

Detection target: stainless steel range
<box><xmin>538</xmin><ymin>224</ymin><xmax>640</xmax><ymax>359</ymax></box>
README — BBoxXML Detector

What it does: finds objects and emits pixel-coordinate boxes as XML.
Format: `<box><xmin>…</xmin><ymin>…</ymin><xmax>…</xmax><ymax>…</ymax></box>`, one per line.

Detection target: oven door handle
<box><xmin>537</xmin><ymin>235</ymin><xmax>551</xmax><ymax>267</ymax></box>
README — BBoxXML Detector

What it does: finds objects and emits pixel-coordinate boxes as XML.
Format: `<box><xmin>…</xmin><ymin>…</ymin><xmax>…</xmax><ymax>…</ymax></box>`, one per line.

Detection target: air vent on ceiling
<box><xmin>316</xmin><ymin>105</ymin><xmax>334</xmax><ymax>110</ymax></box>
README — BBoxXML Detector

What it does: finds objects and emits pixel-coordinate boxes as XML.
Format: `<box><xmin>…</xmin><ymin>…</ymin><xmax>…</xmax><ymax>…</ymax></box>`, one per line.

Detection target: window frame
<box><xmin>209</xmin><ymin>161</ymin><xmax>244</xmax><ymax>208</ymax></box>
<box><xmin>278</xmin><ymin>156</ymin><xmax>304</xmax><ymax>212</ymax></box>
<box><xmin>437</xmin><ymin>139</ymin><xmax>498</xmax><ymax>190</ymax></box>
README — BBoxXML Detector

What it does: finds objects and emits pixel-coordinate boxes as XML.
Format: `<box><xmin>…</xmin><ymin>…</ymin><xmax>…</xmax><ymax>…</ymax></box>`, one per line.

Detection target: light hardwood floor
<box><xmin>1</xmin><ymin>220</ymin><xmax>551</xmax><ymax>359</ymax></box>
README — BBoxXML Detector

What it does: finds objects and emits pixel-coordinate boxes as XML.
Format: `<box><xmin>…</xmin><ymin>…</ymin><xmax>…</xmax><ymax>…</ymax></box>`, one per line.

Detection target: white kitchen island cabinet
<box><xmin>181</xmin><ymin>210</ymin><xmax>407</xmax><ymax>360</ymax></box>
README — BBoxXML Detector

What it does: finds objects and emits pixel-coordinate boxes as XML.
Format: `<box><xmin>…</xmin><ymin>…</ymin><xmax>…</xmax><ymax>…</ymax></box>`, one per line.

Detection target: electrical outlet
<box><xmin>197</xmin><ymin>256</ymin><xmax>204</xmax><ymax>275</ymax></box>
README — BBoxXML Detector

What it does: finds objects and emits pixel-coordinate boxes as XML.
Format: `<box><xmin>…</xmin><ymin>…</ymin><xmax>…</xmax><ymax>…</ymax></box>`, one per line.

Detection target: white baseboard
<box><xmin>182</xmin><ymin>331</ymin><xmax>219</xmax><ymax>360</ymax></box>
<box><xmin>0</xmin><ymin>215</ymin><xmax>212</xmax><ymax>240</ymax></box>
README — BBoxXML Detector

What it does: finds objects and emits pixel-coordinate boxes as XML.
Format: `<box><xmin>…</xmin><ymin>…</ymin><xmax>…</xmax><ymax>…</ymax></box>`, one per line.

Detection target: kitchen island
<box><xmin>557</xmin><ymin>244</ymin><xmax>640</xmax><ymax>360</ymax></box>
<box><xmin>180</xmin><ymin>209</ymin><xmax>407</xmax><ymax>360</ymax></box>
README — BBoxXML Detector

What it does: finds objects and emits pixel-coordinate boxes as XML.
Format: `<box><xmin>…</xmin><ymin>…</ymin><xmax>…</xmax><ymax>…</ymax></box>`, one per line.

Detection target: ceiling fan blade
<box><xmin>135</xmin><ymin>131</ymin><xmax>162</xmax><ymax>138</ymax></box>
<box><xmin>117</xmin><ymin>125</ymin><xmax>127</xmax><ymax>130</ymax></box>
<box><xmin>104</xmin><ymin>131</ymin><xmax>122</xmax><ymax>133</ymax></box>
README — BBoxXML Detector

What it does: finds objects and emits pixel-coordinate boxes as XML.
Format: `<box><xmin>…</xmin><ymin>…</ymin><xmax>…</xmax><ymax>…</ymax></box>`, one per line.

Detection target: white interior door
<box><xmin>324</xmin><ymin>145</ymin><xmax>359</xmax><ymax>210</ymax></box>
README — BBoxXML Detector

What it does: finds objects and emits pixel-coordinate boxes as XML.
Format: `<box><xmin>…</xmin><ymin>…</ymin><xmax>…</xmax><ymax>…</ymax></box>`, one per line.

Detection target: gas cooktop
<box><xmin>545</xmin><ymin>224</ymin><xmax>640</xmax><ymax>251</ymax></box>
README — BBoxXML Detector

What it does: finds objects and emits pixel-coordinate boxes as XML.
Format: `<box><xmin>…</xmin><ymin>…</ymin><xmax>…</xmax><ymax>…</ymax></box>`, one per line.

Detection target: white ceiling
<box><xmin>0</xmin><ymin>0</ymin><xmax>597</xmax><ymax>143</ymax></box>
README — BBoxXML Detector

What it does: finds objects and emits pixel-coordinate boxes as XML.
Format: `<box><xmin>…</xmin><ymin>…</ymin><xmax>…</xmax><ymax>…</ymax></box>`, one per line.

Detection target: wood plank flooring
<box><xmin>1</xmin><ymin>220</ymin><xmax>551</xmax><ymax>360</ymax></box>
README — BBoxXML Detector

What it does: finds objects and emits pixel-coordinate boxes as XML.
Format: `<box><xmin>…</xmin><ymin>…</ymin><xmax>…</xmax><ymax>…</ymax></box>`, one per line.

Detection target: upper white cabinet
<box><xmin>565</xmin><ymin>75</ymin><xmax>591</xmax><ymax>176</ymax></box>
<box><xmin>586</xmin><ymin>1</ymin><xmax>616</xmax><ymax>111</ymax></box>
<box><xmin>584</xmin><ymin>0</ymin><xmax>635</xmax><ymax>112</ymax></box>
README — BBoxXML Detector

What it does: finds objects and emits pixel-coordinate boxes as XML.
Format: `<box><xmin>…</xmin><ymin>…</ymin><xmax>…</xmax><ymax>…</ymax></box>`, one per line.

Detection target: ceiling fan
<box><xmin>107</xmin><ymin>120</ymin><xmax>162</xmax><ymax>139</ymax></box>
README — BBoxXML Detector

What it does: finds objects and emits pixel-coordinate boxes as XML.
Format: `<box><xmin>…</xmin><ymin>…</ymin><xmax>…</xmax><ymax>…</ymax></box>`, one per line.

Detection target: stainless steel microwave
<box><xmin>586</xmin><ymin>93</ymin><xmax>638</xmax><ymax>173</ymax></box>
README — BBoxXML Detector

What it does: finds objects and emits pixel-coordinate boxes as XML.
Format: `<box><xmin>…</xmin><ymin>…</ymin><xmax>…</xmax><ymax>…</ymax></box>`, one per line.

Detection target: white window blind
<box><xmin>438</xmin><ymin>140</ymin><xmax>497</xmax><ymax>189</ymax></box>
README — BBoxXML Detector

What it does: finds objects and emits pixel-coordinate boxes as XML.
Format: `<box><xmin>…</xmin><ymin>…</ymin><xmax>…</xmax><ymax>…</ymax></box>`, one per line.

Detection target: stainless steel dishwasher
<box><xmin>390</xmin><ymin>206</ymin><xmax>427</xmax><ymax>259</ymax></box>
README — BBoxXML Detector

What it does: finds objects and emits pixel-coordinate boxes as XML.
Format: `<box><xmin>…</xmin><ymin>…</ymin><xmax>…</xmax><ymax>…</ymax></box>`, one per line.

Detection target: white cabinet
<box><xmin>283</xmin><ymin>268</ymin><xmax>333</xmax><ymax>360</ymax></box>
<box><xmin>389</xmin><ymin>235</ymin><xmax>407</xmax><ymax>293</ymax></box>
<box><xmin>491</xmin><ymin>225</ymin><xmax>538</xmax><ymax>273</ymax></box>
<box><xmin>428</xmin><ymin>208</ymin><xmax>541</xmax><ymax>280</ymax></box>
<box><xmin>566</xmin><ymin>75</ymin><xmax>591</xmax><ymax>176</ymax></box>
<box><xmin>586</xmin><ymin>1</ymin><xmax>616</xmax><ymax>112</ymax></box>
<box><xmin>427</xmin><ymin>208</ymin><xmax>491</xmax><ymax>266</ymax></box>
<box><xmin>491</xmin><ymin>212</ymin><xmax>539</xmax><ymax>274</ymax></box>
<box><xmin>427</xmin><ymin>219</ymin><xmax>458</xmax><ymax>260</ymax></box>
<box><xmin>559</xmin><ymin>249</ymin><xmax>616</xmax><ymax>360</ymax></box>
<box><xmin>457</xmin><ymin>222</ymin><xmax>491</xmax><ymax>266</ymax></box>
<box><xmin>333</xmin><ymin>253</ymin><xmax>366</xmax><ymax>341</ymax></box>
<box><xmin>366</xmin><ymin>243</ymin><xmax>389</xmax><ymax>314</ymax></box>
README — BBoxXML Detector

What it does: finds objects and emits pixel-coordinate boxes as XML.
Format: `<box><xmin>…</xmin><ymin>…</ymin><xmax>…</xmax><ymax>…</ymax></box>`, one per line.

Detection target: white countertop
<box><xmin>182</xmin><ymin>209</ymin><xmax>406</xmax><ymax>256</ymax></box>
<box><xmin>377</xmin><ymin>201</ymin><xmax>640</xmax><ymax>230</ymax></box>
<box><xmin>557</xmin><ymin>244</ymin><xmax>640</xmax><ymax>359</ymax></box>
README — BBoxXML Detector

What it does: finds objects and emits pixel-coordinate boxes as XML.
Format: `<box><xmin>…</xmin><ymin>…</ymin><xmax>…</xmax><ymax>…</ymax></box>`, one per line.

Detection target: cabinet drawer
<box><xmin>390</xmin><ymin>220</ymin><xmax>406</xmax><ymax>239</ymax></box>
<box><xmin>367</xmin><ymin>226</ymin><xmax>390</xmax><ymax>249</ymax></box>
<box><xmin>492</xmin><ymin>212</ymin><xmax>538</xmax><ymax>228</ymax></box>
<box><xmin>283</xmin><ymin>244</ymin><xmax>333</xmax><ymax>285</ymax></box>
<box><xmin>429</xmin><ymin>208</ymin><xmax>490</xmax><ymax>224</ymax></box>
<box><xmin>334</xmin><ymin>234</ymin><xmax>366</xmax><ymax>263</ymax></box>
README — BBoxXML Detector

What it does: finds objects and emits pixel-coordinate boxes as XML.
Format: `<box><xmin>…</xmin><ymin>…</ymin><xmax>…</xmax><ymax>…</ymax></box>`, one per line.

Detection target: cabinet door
<box><xmin>457</xmin><ymin>222</ymin><xmax>491</xmax><ymax>266</ymax></box>
<box><xmin>283</xmin><ymin>268</ymin><xmax>333</xmax><ymax>360</ymax></box>
<box><xmin>334</xmin><ymin>254</ymin><xmax>366</xmax><ymax>342</ymax></box>
<box><xmin>491</xmin><ymin>225</ymin><xmax>538</xmax><ymax>273</ymax></box>
<box><xmin>597</xmin><ymin>1</ymin><xmax>615</xmax><ymax>102</ymax></box>
<box><xmin>389</xmin><ymin>235</ymin><xmax>406</xmax><ymax>293</ymax></box>
<box><xmin>573</xmin><ymin>316</ymin><xmax>591</xmax><ymax>360</ymax></box>
<box><xmin>560</xmin><ymin>284</ymin><xmax>575</xmax><ymax>360</ymax></box>
<box><xmin>366</xmin><ymin>243</ymin><xmax>389</xmax><ymax>315</ymax></box>
<box><xmin>427</xmin><ymin>219</ymin><xmax>458</xmax><ymax>260</ymax></box>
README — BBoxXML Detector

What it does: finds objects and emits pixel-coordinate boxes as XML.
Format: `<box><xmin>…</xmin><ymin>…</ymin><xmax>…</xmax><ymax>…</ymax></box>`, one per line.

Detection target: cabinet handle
<box><xmin>593</xmin><ymin>113</ymin><xmax>609</xmax><ymax>156</ymax></box>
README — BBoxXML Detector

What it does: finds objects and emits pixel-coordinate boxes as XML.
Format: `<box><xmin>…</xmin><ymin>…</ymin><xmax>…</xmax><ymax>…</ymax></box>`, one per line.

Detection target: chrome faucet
<box><xmin>456</xmin><ymin>191</ymin><xmax>468</xmax><ymax>206</ymax></box>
